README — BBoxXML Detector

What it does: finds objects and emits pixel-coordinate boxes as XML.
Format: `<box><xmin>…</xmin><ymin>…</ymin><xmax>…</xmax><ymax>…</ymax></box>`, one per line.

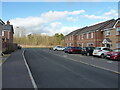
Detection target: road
<box><xmin>2</xmin><ymin>48</ymin><xmax>119</xmax><ymax>88</ymax></box>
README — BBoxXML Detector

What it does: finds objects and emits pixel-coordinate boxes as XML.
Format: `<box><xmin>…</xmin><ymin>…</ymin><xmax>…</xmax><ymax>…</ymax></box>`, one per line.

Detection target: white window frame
<box><xmin>116</xmin><ymin>28</ymin><xmax>120</xmax><ymax>35</ymax></box>
<box><xmin>82</xmin><ymin>43</ymin><xmax>84</xmax><ymax>48</ymax></box>
<box><xmin>72</xmin><ymin>35</ymin><xmax>73</xmax><ymax>40</ymax></box>
<box><xmin>78</xmin><ymin>35</ymin><xmax>80</xmax><ymax>40</ymax></box>
<box><xmin>86</xmin><ymin>33</ymin><xmax>89</xmax><ymax>39</ymax></box>
<box><xmin>91</xmin><ymin>32</ymin><xmax>93</xmax><ymax>38</ymax></box>
<box><xmin>82</xmin><ymin>34</ymin><xmax>84</xmax><ymax>39</ymax></box>
<box><xmin>2</xmin><ymin>31</ymin><xmax>4</xmax><ymax>36</ymax></box>
<box><xmin>106</xmin><ymin>30</ymin><xmax>110</xmax><ymax>36</ymax></box>
<box><xmin>70</xmin><ymin>36</ymin><xmax>71</xmax><ymax>40</ymax></box>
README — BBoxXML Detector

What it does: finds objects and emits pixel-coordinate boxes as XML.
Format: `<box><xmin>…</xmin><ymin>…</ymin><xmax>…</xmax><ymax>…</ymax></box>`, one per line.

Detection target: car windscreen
<box><xmin>95</xmin><ymin>47</ymin><xmax>101</xmax><ymax>50</ymax></box>
<box><xmin>103</xmin><ymin>48</ymin><xmax>111</xmax><ymax>51</ymax></box>
<box><xmin>57</xmin><ymin>46</ymin><xmax>62</xmax><ymax>48</ymax></box>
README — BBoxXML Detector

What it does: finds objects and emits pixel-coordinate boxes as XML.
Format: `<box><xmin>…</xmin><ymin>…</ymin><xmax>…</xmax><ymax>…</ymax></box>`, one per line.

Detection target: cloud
<box><xmin>104</xmin><ymin>9</ymin><xmax>118</xmax><ymax>18</ymax></box>
<box><xmin>83</xmin><ymin>9</ymin><xmax>118</xmax><ymax>20</ymax></box>
<box><xmin>10</xmin><ymin>10</ymin><xmax>84</xmax><ymax>36</ymax></box>
<box><xmin>10</xmin><ymin>9</ymin><xmax>118</xmax><ymax>36</ymax></box>
<box><xmin>83</xmin><ymin>14</ymin><xmax>107</xmax><ymax>19</ymax></box>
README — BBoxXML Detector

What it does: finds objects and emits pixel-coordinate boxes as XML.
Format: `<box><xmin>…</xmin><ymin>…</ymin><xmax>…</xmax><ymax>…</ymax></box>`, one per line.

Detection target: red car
<box><xmin>68</xmin><ymin>47</ymin><xmax>82</xmax><ymax>54</ymax></box>
<box><xmin>106</xmin><ymin>48</ymin><xmax>120</xmax><ymax>60</ymax></box>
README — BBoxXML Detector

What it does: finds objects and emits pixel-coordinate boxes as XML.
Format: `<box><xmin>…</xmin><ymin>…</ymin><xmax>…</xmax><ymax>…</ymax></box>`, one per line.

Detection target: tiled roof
<box><xmin>65</xmin><ymin>27</ymin><xmax>88</xmax><ymax>37</ymax></box>
<box><xmin>65</xmin><ymin>19</ymin><xmax>116</xmax><ymax>36</ymax></box>
<box><xmin>78</xmin><ymin>19</ymin><xmax>115</xmax><ymax>34</ymax></box>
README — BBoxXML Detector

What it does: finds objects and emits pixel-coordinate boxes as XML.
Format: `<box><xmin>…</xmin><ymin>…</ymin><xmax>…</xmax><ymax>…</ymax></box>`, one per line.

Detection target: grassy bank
<box><xmin>20</xmin><ymin>45</ymin><xmax>54</xmax><ymax>48</ymax></box>
<box><xmin>0</xmin><ymin>54</ymin><xmax>10</xmax><ymax>64</ymax></box>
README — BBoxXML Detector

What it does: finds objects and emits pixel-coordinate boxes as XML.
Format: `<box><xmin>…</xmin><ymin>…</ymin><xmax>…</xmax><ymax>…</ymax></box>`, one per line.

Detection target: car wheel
<box><xmin>101</xmin><ymin>54</ymin><xmax>104</xmax><ymax>58</ymax></box>
<box><xmin>86</xmin><ymin>53</ymin><xmax>90</xmax><ymax>56</ymax></box>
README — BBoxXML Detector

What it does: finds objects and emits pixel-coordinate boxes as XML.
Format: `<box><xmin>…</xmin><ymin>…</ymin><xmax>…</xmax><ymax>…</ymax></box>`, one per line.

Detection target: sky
<box><xmin>1</xmin><ymin>1</ymin><xmax>119</xmax><ymax>36</ymax></box>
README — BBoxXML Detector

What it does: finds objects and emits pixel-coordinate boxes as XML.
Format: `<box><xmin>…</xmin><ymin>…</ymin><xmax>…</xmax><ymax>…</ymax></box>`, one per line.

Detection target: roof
<box><xmin>65</xmin><ymin>29</ymin><xmax>80</xmax><ymax>37</ymax></box>
<box><xmin>0</xmin><ymin>19</ymin><xmax>5</xmax><ymax>25</ymax></box>
<box><xmin>65</xmin><ymin>26</ymin><xmax>88</xmax><ymax>37</ymax></box>
<box><xmin>103</xmin><ymin>19</ymin><xmax>116</xmax><ymax>29</ymax></box>
<box><xmin>65</xmin><ymin>19</ymin><xmax>116</xmax><ymax>37</ymax></box>
<box><xmin>78</xmin><ymin>19</ymin><xmax>115</xmax><ymax>34</ymax></box>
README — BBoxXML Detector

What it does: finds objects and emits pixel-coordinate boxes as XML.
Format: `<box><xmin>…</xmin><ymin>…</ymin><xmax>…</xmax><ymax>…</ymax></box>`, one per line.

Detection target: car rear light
<box><xmin>98</xmin><ymin>50</ymin><xmax>102</xmax><ymax>52</ymax></box>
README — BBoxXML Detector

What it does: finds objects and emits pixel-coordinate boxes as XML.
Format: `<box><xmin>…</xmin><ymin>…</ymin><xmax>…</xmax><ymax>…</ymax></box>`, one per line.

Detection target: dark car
<box><xmin>81</xmin><ymin>47</ymin><xmax>95</xmax><ymax>56</ymax></box>
<box><xmin>64</xmin><ymin>46</ymin><xmax>71</xmax><ymax>53</ymax></box>
<box><xmin>68</xmin><ymin>47</ymin><xmax>82</xmax><ymax>54</ymax></box>
<box><xmin>17</xmin><ymin>45</ymin><xmax>22</xmax><ymax>49</ymax></box>
<box><xmin>106</xmin><ymin>48</ymin><xmax>120</xmax><ymax>60</ymax></box>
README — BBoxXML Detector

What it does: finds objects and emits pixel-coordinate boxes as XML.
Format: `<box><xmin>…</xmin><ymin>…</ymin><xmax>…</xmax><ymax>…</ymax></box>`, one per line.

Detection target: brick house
<box><xmin>102</xmin><ymin>18</ymin><xmax>120</xmax><ymax>49</ymax></box>
<box><xmin>2</xmin><ymin>20</ymin><xmax>14</xmax><ymax>53</ymax></box>
<box><xmin>64</xmin><ymin>18</ymin><xmax>119</xmax><ymax>49</ymax></box>
<box><xmin>64</xmin><ymin>29</ymin><xmax>80</xmax><ymax>47</ymax></box>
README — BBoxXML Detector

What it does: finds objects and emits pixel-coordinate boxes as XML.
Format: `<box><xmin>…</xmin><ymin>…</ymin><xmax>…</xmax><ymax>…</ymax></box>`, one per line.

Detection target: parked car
<box><xmin>64</xmin><ymin>46</ymin><xmax>71</xmax><ymax>53</ymax></box>
<box><xmin>17</xmin><ymin>45</ymin><xmax>22</xmax><ymax>49</ymax></box>
<box><xmin>49</xmin><ymin>47</ymin><xmax>53</xmax><ymax>50</ymax></box>
<box><xmin>53</xmin><ymin>46</ymin><xmax>65</xmax><ymax>51</ymax></box>
<box><xmin>81</xmin><ymin>47</ymin><xmax>95</xmax><ymax>56</ymax></box>
<box><xmin>68</xmin><ymin>47</ymin><xmax>82</xmax><ymax>54</ymax></box>
<box><xmin>93</xmin><ymin>47</ymin><xmax>112</xmax><ymax>58</ymax></box>
<box><xmin>106</xmin><ymin>48</ymin><xmax>120</xmax><ymax>60</ymax></box>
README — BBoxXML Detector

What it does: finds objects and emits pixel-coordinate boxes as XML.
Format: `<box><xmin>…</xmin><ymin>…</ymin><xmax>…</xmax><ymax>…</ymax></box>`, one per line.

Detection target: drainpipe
<box><xmin>95</xmin><ymin>30</ymin><xmax>98</xmax><ymax>47</ymax></box>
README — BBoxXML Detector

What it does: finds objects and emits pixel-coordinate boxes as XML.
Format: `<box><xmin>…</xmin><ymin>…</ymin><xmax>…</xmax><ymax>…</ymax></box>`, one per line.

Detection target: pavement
<box><xmin>2</xmin><ymin>48</ymin><xmax>120</xmax><ymax>88</ymax></box>
<box><xmin>2</xmin><ymin>49</ymin><xmax>34</xmax><ymax>89</ymax></box>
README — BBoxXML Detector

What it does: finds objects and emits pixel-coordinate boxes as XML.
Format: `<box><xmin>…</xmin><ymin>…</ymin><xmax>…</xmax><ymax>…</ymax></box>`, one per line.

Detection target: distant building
<box><xmin>64</xmin><ymin>18</ymin><xmax>120</xmax><ymax>49</ymax></box>
<box><xmin>14</xmin><ymin>26</ymin><xmax>26</xmax><ymax>37</ymax></box>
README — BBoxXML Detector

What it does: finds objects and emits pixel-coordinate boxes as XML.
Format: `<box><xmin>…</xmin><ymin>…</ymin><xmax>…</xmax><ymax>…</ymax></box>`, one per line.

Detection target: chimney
<box><xmin>6</xmin><ymin>20</ymin><xmax>10</xmax><ymax>25</ymax></box>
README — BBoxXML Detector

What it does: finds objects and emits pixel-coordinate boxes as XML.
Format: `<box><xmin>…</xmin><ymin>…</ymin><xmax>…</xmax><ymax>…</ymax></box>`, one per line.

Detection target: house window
<box><xmin>106</xmin><ymin>30</ymin><xmax>110</xmax><ymax>36</ymax></box>
<box><xmin>116</xmin><ymin>43</ymin><xmax>120</xmax><ymax>48</ymax></box>
<box><xmin>86</xmin><ymin>33</ymin><xmax>89</xmax><ymax>39</ymax></box>
<box><xmin>116</xmin><ymin>28</ymin><xmax>120</xmax><ymax>35</ymax></box>
<box><xmin>2</xmin><ymin>31</ymin><xmax>4</xmax><ymax>36</ymax></box>
<box><xmin>79</xmin><ymin>35</ymin><xmax>80</xmax><ymax>40</ymax></box>
<box><xmin>70</xmin><ymin>43</ymin><xmax>73</xmax><ymax>46</ymax></box>
<box><xmin>91</xmin><ymin>32</ymin><xmax>93</xmax><ymax>38</ymax></box>
<box><xmin>82</xmin><ymin>43</ymin><xmax>84</xmax><ymax>47</ymax></box>
<box><xmin>82</xmin><ymin>34</ymin><xmax>84</xmax><ymax>39</ymax></box>
<box><xmin>70</xmin><ymin>36</ymin><xmax>71</xmax><ymax>40</ymax></box>
<box><xmin>72</xmin><ymin>35</ymin><xmax>73</xmax><ymax>40</ymax></box>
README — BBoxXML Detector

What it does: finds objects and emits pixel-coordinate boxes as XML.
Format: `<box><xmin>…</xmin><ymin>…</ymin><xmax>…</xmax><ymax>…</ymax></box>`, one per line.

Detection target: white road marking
<box><xmin>45</xmin><ymin>50</ymin><xmax>120</xmax><ymax>74</ymax></box>
<box><xmin>22</xmin><ymin>50</ymin><xmax>38</xmax><ymax>90</ymax></box>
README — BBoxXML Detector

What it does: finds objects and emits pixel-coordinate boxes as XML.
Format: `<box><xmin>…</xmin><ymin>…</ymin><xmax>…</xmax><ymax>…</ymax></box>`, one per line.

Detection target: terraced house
<box><xmin>64</xmin><ymin>18</ymin><xmax>120</xmax><ymax>49</ymax></box>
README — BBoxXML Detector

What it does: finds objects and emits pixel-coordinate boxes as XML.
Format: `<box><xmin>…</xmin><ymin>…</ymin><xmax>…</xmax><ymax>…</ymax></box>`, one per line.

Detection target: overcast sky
<box><xmin>1</xmin><ymin>1</ymin><xmax>119</xmax><ymax>36</ymax></box>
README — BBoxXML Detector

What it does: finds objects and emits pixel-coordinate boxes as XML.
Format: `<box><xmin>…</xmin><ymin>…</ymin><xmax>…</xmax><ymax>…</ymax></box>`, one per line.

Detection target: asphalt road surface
<box><xmin>2</xmin><ymin>48</ymin><xmax>119</xmax><ymax>88</ymax></box>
